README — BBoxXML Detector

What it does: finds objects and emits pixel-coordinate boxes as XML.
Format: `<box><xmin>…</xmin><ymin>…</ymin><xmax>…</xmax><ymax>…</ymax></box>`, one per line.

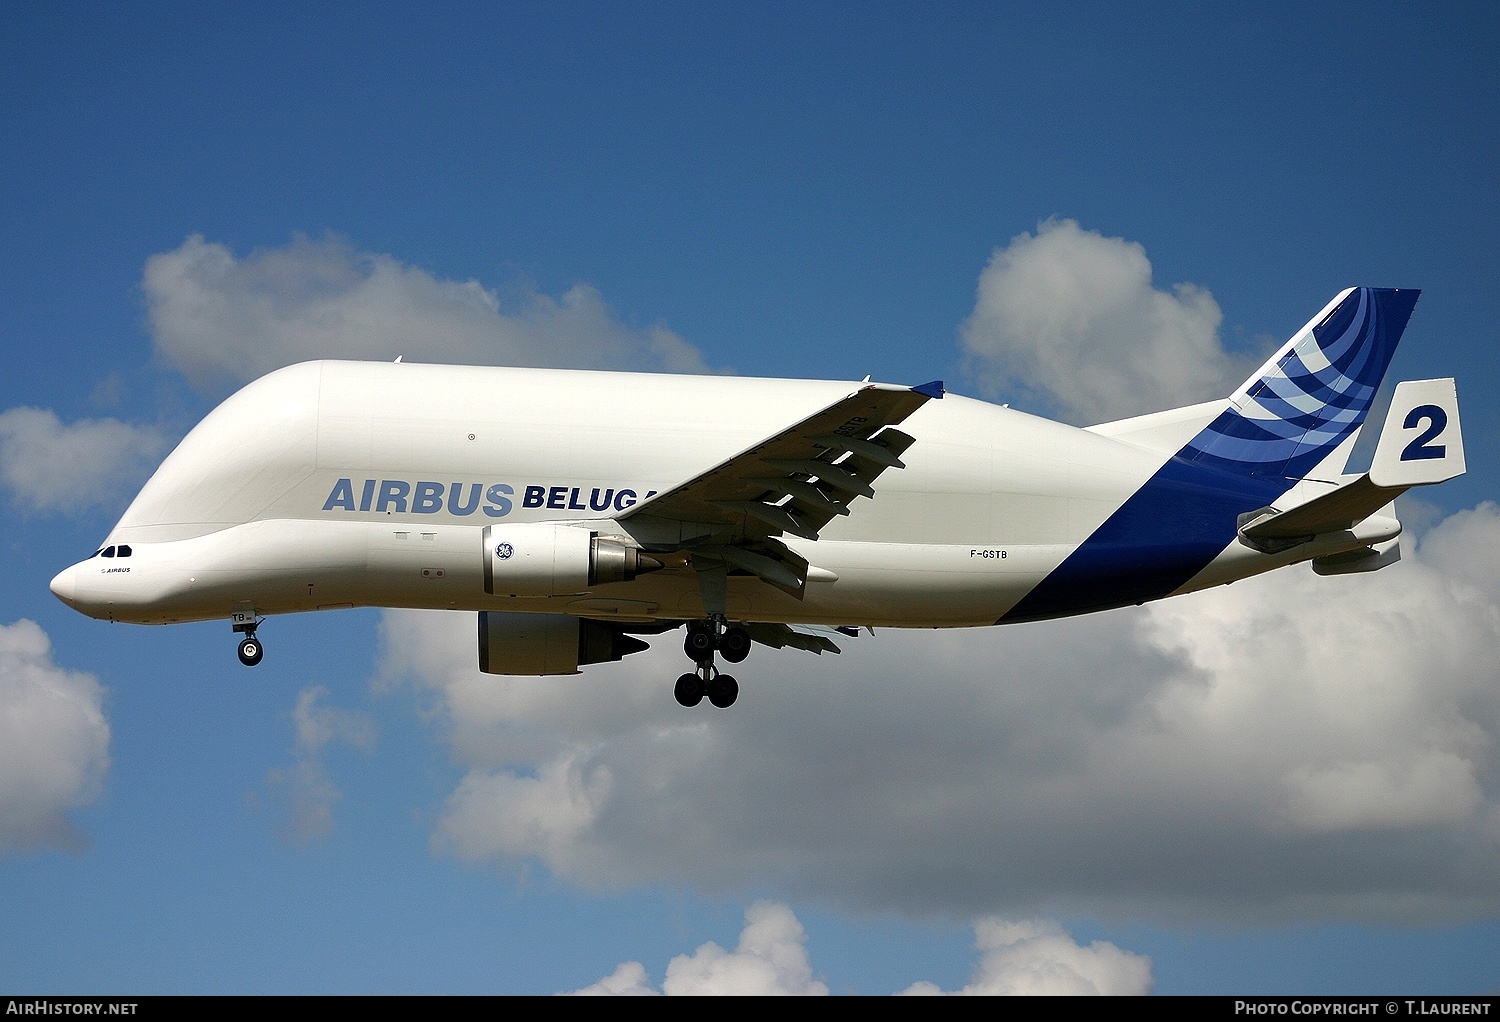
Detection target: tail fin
<box><xmin>1180</xmin><ymin>287</ymin><xmax>1420</xmax><ymax>479</ymax></box>
<box><xmin>1000</xmin><ymin>287</ymin><xmax>1428</xmax><ymax>623</ymax></box>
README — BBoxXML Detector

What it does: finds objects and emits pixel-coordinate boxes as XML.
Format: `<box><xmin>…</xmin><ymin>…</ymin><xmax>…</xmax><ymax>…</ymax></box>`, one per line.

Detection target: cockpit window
<box><xmin>101</xmin><ymin>546</ymin><xmax>115</xmax><ymax>558</ymax></box>
<box><xmin>117</xmin><ymin>545</ymin><xmax>132</xmax><ymax>557</ymax></box>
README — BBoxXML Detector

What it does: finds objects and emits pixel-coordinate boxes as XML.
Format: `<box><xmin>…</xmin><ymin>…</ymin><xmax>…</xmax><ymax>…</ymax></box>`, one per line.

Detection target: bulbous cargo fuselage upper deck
<box><xmin>52</xmin><ymin>359</ymin><xmax>1199</xmax><ymax>628</ymax></box>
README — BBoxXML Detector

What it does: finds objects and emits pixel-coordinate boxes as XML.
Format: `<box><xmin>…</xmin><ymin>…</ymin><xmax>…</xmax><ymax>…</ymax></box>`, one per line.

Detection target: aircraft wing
<box><xmin>745</xmin><ymin>622</ymin><xmax>860</xmax><ymax>655</ymax></box>
<box><xmin>621</xmin><ymin>379</ymin><xmax>942</xmax><ymax>599</ymax></box>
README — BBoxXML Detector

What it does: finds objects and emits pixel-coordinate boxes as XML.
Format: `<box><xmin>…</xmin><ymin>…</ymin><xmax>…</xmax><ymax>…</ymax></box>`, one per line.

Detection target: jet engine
<box><xmin>477</xmin><ymin>611</ymin><xmax>650</xmax><ymax>675</ymax></box>
<box><xmin>481</xmin><ymin>523</ymin><xmax>662</xmax><ymax>597</ymax></box>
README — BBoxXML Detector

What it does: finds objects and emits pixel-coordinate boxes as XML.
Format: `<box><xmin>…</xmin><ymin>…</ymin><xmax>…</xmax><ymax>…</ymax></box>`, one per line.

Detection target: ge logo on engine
<box><xmin>495</xmin><ymin>543</ymin><xmax>514</xmax><ymax>560</ymax></box>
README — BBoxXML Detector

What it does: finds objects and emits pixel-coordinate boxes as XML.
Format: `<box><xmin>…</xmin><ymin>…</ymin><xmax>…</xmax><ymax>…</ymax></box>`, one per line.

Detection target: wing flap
<box><xmin>744</xmin><ymin>622</ymin><xmax>850</xmax><ymax>655</ymax></box>
<box><xmin>714</xmin><ymin>542</ymin><xmax>808</xmax><ymax>593</ymax></box>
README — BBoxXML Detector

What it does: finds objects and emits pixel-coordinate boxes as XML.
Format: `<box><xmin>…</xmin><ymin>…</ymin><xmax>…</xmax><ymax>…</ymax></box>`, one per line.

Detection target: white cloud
<box><xmin>563</xmin><ymin>901</ymin><xmax>828</xmax><ymax>995</ymax></box>
<box><xmin>143</xmin><ymin>234</ymin><xmax>708</xmax><ymax>388</ymax></box>
<box><xmin>264</xmin><ymin>685</ymin><xmax>374</xmax><ymax>846</ymax></box>
<box><xmin>565</xmin><ymin>905</ymin><xmax>1149</xmax><ymax>996</ymax></box>
<box><xmin>291</xmin><ymin>683</ymin><xmax>375</xmax><ymax>757</ymax></box>
<box><xmin>436</xmin><ymin>754</ymin><xmax>609</xmax><ymax>873</ymax></box>
<box><xmin>379</xmin><ymin>501</ymin><xmax>1500</xmax><ymax>924</ymax></box>
<box><xmin>660</xmin><ymin>901</ymin><xmax>828</xmax><ymax>996</ymax></box>
<box><xmin>899</xmin><ymin>919</ymin><xmax>1152</xmax><ymax>995</ymax></box>
<box><xmin>0</xmin><ymin>620</ymin><xmax>110</xmax><ymax>853</ymax></box>
<box><xmin>959</xmin><ymin>218</ymin><xmax>1256</xmax><ymax>423</ymax></box>
<box><xmin>0</xmin><ymin>407</ymin><xmax>169</xmax><ymax>515</ymax></box>
<box><xmin>567</xmin><ymin>961</ymin><xmax>659</xmax><ymax>996</ymax></box>
<box><xmin>1281</xmin><ymin>754</ymin><xmax>1482</xmax><ymax>833</ymax></box>
<box><xmin>264</xmin><ymin>759</ymin><xmax>342</xmax><ymax>846</ymax></box>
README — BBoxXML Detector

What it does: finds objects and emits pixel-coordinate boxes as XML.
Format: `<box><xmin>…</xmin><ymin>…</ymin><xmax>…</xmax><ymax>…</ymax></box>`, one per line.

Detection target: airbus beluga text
<box><xmin>50</xmin><ymin>288</ymin><xmax>1464</xmax><ymax>709</ymax></box>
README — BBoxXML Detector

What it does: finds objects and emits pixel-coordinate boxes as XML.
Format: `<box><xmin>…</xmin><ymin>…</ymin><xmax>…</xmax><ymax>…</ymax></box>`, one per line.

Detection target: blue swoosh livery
<box><xmin>1003</xmin><ymin>288</ymin><xmax>1420</xmax><ymax>622</ymax></box>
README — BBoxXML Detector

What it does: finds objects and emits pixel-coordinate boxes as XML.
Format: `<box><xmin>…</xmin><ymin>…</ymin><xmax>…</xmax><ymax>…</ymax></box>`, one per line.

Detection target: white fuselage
<box><xmin>49</xmin><ymin>360</ymin><xmax>1387</xmax><ymax>630</ymax></box>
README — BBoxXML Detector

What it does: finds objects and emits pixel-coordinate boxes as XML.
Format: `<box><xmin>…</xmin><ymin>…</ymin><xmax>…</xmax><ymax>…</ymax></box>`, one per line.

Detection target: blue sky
<box><xmin>2</xmin><ymin>1</ymin><xmax>1498</xmax><ymax>995</ymax></box>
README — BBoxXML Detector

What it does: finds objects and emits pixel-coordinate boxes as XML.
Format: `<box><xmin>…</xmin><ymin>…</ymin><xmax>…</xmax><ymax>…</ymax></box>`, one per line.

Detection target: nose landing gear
<box><xmin>237</xmin><ymin>635</ymin><xmax>264</xmax><ymax>666</ymax></box>
<box><xmin>674</xmin><ymin>618</ymin><xmax>750</xmax><ymax>708</ymax></box>
<box><xmin>232</xmin><ymin>609</ymin><xmax>264</xmax><ymax>667</ymax></box>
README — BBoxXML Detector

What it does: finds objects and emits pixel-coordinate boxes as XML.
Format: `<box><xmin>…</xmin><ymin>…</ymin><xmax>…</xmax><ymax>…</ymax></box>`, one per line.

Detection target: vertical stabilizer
<box><xmin>1002</xmin><ymin>287</ymin><xmax>1423</xmax><ymax>622</ymax></box>
<box><xmin>1180</xmin><ymin>287</ymin><xmax>1419</xmax><ymax>479</ymax></box>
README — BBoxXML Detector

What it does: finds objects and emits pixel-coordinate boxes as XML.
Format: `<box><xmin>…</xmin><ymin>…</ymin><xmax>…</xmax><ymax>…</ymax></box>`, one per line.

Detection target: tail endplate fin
<box><xmin>1369</xmin><ymin>378</ymin><xmax>1464</xmax><ymax>488</ymax></box>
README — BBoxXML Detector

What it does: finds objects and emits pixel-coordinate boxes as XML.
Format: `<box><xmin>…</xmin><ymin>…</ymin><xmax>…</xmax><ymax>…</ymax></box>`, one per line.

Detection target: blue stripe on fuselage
<box><xmin>1002</xmin><ymin>288</ymin><xmax>1418</xmax><ymax>623</ymax></box>
<box><xmin>999</xmin><ymin>455</ymin><xmax>1289</xmax><ymax>623</ymax></box>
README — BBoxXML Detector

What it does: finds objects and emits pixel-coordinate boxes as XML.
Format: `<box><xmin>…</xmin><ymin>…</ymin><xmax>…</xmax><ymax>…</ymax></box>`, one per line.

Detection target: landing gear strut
<box><xmin>674</xmin><ymin>617</ymin><xmax>749</xmax><ymax>708</ymax></box>
<box><xmin>233</xmin><ymin>610</ymin><xmax>264</xmax><ymax>667</ymax></box>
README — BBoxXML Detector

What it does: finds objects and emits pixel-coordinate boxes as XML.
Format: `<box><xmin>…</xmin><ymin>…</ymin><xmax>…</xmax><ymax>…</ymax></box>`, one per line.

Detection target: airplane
<box><xmin>49</xmin><ymin>287</ymin><xmax>1464</xmax><ymax>709</ymax></box>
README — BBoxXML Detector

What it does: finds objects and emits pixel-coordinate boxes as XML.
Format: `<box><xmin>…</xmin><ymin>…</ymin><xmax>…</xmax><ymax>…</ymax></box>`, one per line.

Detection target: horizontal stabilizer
<box><xmin>1312</xmin><ymin>538</ymin><xmax>1401</xmax><ymax>575</ymax></box>
<box><xmin>1238</xmin><ymin>476</ymin><xmax>1402</xmax><ymax>542</ymax></box>
<box><xmin>1238</xmin><ymin>377</ymin><xmax>1463</xmax><ymax>554</ymax></box>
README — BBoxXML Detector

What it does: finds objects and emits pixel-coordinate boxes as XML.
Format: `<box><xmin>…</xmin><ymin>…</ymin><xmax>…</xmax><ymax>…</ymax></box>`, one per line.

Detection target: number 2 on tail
<box><xmin>1401</xmin><ymin>405</ymin><xmax>1447</xmax><ymax>461</ymax></box>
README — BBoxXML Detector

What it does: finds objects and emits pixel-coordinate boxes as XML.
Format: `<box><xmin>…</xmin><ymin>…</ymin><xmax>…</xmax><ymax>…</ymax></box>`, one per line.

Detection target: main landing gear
<box><xmin>675</xmin><ymin>618</ymin><xmax>751</xmax><ymax>708</ymax></box>
<box><xmin>233</xmin><ymin>612</ymin><xmax>264</xmax><ymax>666</ymax></box>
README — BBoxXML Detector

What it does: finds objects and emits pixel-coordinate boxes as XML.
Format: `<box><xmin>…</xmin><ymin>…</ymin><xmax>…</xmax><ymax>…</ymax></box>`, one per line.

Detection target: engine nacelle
<box><xmin>477</xmin><ymin>611</ymin><xmax>650</xmax><ymax>675</ymax></box>
<box><xmin>481</xmin><ymin>523</ymin><xmax>660</xmax><ymax>597</ymax></box>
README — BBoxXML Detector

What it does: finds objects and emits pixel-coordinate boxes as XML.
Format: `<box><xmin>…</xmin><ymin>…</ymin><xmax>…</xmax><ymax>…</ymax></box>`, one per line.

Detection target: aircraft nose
<box><xmin>49</xmin><ymin>565</ymin><xmax>77</xmax><ymax>606</ymax></box>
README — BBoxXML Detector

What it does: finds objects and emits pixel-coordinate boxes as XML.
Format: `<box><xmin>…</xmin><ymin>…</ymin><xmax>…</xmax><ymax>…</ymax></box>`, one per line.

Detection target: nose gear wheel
<box><xmin>237</xmin><ymin>636</ymin><xmax>264</xmax><ymax>666</ymax></box>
